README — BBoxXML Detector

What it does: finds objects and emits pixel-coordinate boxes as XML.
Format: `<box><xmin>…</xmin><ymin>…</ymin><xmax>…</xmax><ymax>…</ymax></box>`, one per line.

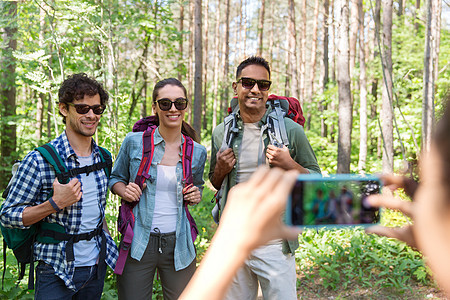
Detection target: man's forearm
<box><xmin>210</xmin><ymin>171</ymin><xmax>227</xmax><ymax>190</ymax></box>
<box><xmin>290</xmin><ymin>162</ymin><xmax>310</xmax><ymax>174</ymax></box>
<box><xmin>22</xmin><ymin>201</ymin><xmax>57</xmax><ymax>226</ymax></box>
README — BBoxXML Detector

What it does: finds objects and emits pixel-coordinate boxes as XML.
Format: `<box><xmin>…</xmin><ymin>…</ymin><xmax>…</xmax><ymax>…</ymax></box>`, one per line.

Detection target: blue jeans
<box><xmin>34</xmin><ymin>262</ymin><xmax>106</xmax><ymax>300</ymax></box>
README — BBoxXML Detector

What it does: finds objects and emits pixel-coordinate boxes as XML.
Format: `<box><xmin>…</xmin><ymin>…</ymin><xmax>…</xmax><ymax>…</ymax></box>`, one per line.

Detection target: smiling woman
<box><xmin>109</xmin><ymin>78</ymin><xmax>207</xmax><ymax>300</ymax></box>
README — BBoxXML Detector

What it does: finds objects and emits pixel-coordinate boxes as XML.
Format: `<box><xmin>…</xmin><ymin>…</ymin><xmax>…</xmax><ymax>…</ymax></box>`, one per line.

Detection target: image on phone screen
<box><xmin>287</xmin><ymin>175</ymin><xmax>381</xmax><ymax>228</ymax></box>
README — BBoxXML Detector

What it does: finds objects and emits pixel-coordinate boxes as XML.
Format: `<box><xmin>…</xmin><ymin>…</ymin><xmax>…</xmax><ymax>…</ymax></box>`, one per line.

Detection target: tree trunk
<box><xmin>357</xmin><ymin>0</ymin><xmax>367</xmax><ymax>173</ymax></box>
<box><xmin>414</xmin><ymin>0</ymin><xmax>421</xmax><ymax>32</ymax></box>
<box><xmin>349</xmin><ymin>0</ymin><xmax>359</xmax><ymax>78</ymax></box>
<box><xmin>336</xmin><ymin>0</ymin><xmax>352</xmax><ymax>174</ymax></box>
<box><xmin>37</xmin><ymin>5</ymin><xmax>46</xmax><ymax>141</ymax></box>
<box><xmin>220</xmin><ymin>0</ymin><xmax>230</xmax><ymax>119</ymax></box>
<box><xmin>178</xmin><ymin>2</ymin><xmax>184</xmax><ymax>81</ymax></box>
<box><xmin>288</xmin><ymin>0</ymin><xmax>298</xmax><ymax>99</ymax></box>
<box><xmin>309</xmin><ymin>0</ymin><xmax>320</xmax><ymax>103</ymax></box>
<box><xmin>381</xmin><ymin>0</ymin><xmax>393</xmax><ymax>173</ymax></box>
<box><xmin>397</xmin><ymin>0</ymin><xmax>404</xmax><ymax>16</ymax></box>
<box><xmin>422</xmin><ymin>0</ymin><xmax>442</xmax><ymax>152</ymax></box>
<box><xmin>300</xmin><ymin>0</ymin><xmax>307</xmax><ymax>101</ymax></box>
<box><xmin>202</xmin><ymin>0</ymin><xmax>209</xmax><ymax>131</ymax></box>
<box><xmin>188</xmin><ymin>1</ymin><xmax>194</xmax><ymax>124</ymax></box>
<box><xmin>257</xmin><ymin>0</ymin><xmax>266</xmax><ymax>57</ymax></box>
<box><xmin>193</xmin><ymin>0</ymin><xmax>203</xmax><ymax>134</ymax></box>
<box><xmin>322</xmin><ymin>0</ymin><xmax>330</xmax><ymax>137</ymax></box>
<box><xmin>268</xmin><ymin>0</ymin><xmax>275</xmax><ymax>62</ymax></box>
<box><xmin>285</xmin><ymin>23</ymin><xmax>291</xmax><ymax>96</ymax></box>
<box><xmin>212</xmin><ymin>0</ymin><xmax>221</xmax><ymax>129</ymax></box>
<box><xmin>0</xmin><ymin>0</ymin><xmax>17</xmax><ymax>189</ymax></box>
<box><xmin>330</xmin><ymin>0</ymin><xmax>336</xmax><ymax>82</ymax></box>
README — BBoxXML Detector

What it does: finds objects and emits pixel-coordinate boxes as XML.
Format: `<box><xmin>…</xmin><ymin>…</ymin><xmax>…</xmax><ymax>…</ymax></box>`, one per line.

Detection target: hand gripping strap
<box><xmin>115</xmin><ymin>129</ymin><xmax>155</xmax><ymax>275</ymax></box>
<box><xmin>135</xmin><ymin>129</ymin><xmax>156</xmax><ymax>190</ymax></box>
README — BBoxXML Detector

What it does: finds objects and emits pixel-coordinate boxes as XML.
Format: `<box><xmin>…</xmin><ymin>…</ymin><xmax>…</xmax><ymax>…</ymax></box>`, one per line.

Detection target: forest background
<box><xmin>0</xmin><ymin>0</ymin><xmax>449</xmax><ymax>298</ymax></box>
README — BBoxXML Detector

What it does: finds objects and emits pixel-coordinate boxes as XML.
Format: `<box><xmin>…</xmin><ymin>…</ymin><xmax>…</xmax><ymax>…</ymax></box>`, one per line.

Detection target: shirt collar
<box><xmin>56</xmin><ymin>131</ymin><xmax>99</xmax><ymax>161</ymax></box>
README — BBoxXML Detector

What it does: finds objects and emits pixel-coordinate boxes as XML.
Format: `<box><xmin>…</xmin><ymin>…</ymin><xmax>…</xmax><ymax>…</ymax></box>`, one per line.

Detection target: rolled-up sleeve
<box><xmin>193</xmin><ymin>143</ymin><xmax>207</xmax><ymax>194</ymax></box>
<box><xmin>0</xmin><ymin>152</ymin><xmax>43</xmax><ymax>229</ymax></box>
<box><xmin>108</xmin><ymin>133</ymin><xmax>133</xmax><ymax>191</ymax></box>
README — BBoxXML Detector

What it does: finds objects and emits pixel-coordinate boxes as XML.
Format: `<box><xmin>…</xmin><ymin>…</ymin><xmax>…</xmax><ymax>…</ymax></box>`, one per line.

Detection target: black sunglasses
<box><xmin>67</xmin><ymin>103</ymin><xmax>106</xmax><ymax>115</ymax></box>
<box><xmin>156</xmin><ymin>98</ymin><xmax>188</xmax><ymax>111</ymax></box>
<box><xmin>237</xmin><ymin>77</ymin><xmax>272</xmax><ymax>91</ymax></box>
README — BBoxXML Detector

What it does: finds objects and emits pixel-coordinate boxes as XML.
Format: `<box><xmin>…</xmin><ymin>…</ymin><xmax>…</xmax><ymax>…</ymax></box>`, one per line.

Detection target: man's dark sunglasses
<box><xmin>156</xmin><ymin>98</ymin><xmax>189</xmax><ymax>111</ymax></box>
<box><xmin>237</xmin><ymin>77</ymin><xmax>272</xmax><ymax>91</ymax></box>
<box><xmin>68</xmin><ymin>103</ymin><xmax>106</xmax><ymax>115</ymax></box>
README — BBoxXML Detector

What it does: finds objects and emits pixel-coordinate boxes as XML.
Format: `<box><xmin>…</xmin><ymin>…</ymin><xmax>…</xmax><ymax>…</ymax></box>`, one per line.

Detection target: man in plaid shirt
<box><xmin>0</xmin><ymin>73</ymin><xmax>118</xmax><ymax>299</ymax></box>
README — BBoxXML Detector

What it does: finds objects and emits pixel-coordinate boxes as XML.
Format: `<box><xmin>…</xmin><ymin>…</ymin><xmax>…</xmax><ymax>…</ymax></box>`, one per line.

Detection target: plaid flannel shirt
<box><xmin>0</xmin><ymin>132</ymin><xmax>118</xmax><ymax>291</ymax></box>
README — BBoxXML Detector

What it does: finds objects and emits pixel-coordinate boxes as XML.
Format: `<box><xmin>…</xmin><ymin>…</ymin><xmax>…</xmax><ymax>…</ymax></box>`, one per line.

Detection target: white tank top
<box><xmin>151</xmin><ymin>165</ymin><xmax>178</xmax><ymax>233</ymax></box>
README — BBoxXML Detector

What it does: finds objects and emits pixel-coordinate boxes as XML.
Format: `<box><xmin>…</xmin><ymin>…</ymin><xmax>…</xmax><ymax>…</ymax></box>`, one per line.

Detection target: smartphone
<box><xmin>286</xmin><ymin>174</ymin><xmax>382</xmax><ymax>228</ymax></box>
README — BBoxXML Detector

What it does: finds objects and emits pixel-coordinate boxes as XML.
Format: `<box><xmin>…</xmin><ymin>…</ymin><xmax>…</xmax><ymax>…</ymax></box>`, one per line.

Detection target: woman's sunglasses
<box><xmin>237</xmin><ymin>77</ymin><xmax>272</xmax><ymax>91</ymax></box>
<box><xmin>67</xmin><ymin>103</ymin><xmax>106</xmax><ymax>115</ymax></box>
<box><xmin>156</xmin><ymin>98</ymin><xmax>188</xmax><ymax>111</ymax></box>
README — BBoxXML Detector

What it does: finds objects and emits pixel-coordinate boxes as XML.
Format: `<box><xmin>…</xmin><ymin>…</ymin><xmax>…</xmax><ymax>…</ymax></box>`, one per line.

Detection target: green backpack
<box><xmin>1</xmin><ymin>143</ymin><xmax>112</xmax><ymax>290</ymax></box>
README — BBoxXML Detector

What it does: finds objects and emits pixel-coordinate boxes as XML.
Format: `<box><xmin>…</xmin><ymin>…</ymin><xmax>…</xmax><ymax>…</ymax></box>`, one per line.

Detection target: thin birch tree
<box><xmin>193</xmin><ymin>0</ymin><xmax>203</xmax><ymax>134</ymax></box>
<box><xmin>336</xmin><ymin>0</ymin><xmax>352</xmax><ymax>174</ymax></box>
<box><xmin>422</xmin><ymin>0</ymin><xmax>442</xmax><ymax>151</ymax></box>
<box><xmin>381</xmin><ymin>0</ymin><xmax>394</xmax><ymax>173</ymax></box>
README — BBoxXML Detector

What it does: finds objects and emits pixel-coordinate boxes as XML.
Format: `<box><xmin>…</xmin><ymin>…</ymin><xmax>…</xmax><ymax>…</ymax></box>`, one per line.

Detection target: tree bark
<box><xmin>349</xmin><ymin>0</ymin><xmax>359</xmax><ymax>78</ymax></box>
<box><xmin>37</xmin><ymin>5</ymin><xmax>46</xmax><ymax>141</ymax></box>
<box><xmin>202</xmin><ymin>0</ymin><xmax>209</xmax><ymax>131</ymax></box>
<box><xmin>381</xmin><ymin>0</ymin><xmax>394</xmax><ymax>173</ymax></box>
<box><xmin>257</xmin><ymin>0</ymin><xmax>266</xmax><ymax>57</ymax></box>
<box><xmin>188</xmin><ymin>1</ymin><xmax>194</xmax><ymax>123</ymax></box>
<box><xmin>220</xmin><ymin>0</ymin><xmax>230</xmax><ymax>118</ymax></box>
<box><xmin>422</xmin><ymin>0</ymin><xmax>442</xmax><ymax>152</ymax></box>
<box><xmin>322</xmin><ymin>0</ymin><xmax>330</xmax><ymax>137</ymax></box>
<box><xmin>309</xmin><ymin>0</ymin><xmax>320</xmax><ymax>103</ymax></box>
<box><xmin>193</xmin><ymin>0</ymin><xmax>203</xmax><ymax>134</ymax></box>
<box><xmin>212</xmin><ymin>0</ymin><xmax>221</xmax><ymax>129</ymax></box>
<box><xmin>0</xmin><ymin>0</ymin><xmax>17</xmax><ymax>189</ymax></box>
<box><xmin>268</xmin><ymin>0</ymin><xmax>274</xmax><ymax>62</ymax></box>
<box><xmin>357</xmin><ymin>0</ymin><xmax>367</xmax><ymax>173</ymax></box>
<box><xmin>288</xmin><ymin>0</ymin><xmax>298</xmax><ymax>98</ymax></box>
<box><xmin>178</xmin><ymin>2</ymin><xmax>184</xmax><ymax>81</ymax></box>
<box><xmin>414</xmin><ymin>0</ymin><xmax>421</xmax><ymax>32</ymax></box>
<box><xmin>300</xmin><ymin>0</ymin><xmax>307</xmax><ymax>101</ymax></box>
<box><xmin>330</xmin><ymin>0</ymin><xmax>336</xmax><ymax>82</ymax></box>
<box><xmin>336</xmin><ymin>0</ymin><xmax>352</xmax><ymax>174</ymax></box>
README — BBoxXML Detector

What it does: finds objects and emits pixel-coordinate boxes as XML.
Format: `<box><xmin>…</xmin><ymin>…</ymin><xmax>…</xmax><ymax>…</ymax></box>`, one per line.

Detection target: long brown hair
<box><xmin>152</xmin><ymin>78</ymin><xmax>200</xmax><ymax>143</ymax></box>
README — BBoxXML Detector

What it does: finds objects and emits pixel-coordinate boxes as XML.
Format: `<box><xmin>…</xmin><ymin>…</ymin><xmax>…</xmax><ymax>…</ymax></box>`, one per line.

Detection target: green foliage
<box><xmin>296</xmin><ymin>228</ymin><xmax>432</xmax><ymax>293</ymax></box>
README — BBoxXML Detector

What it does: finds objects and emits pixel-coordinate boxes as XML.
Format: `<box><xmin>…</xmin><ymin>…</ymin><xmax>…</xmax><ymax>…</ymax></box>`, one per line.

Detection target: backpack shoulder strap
<box><xmin>267</xmin><ymin>99</ymin><xmax>290</xmax><ymax>147</ymax></box>
<box><xmin>134</xmin><ymin>129</ymin><xmax>156</xmax><ymax>190</ymax></box>
<box><xmin>182</xmin><ymin>135</ymin><xmax>194</xmax><ymax>186</ymax></box>
<box><xmin>36</xmin><ymin>144</ymin><xmax>70</xmax><ymax>184</ymax></box>
<box><xmin>98</xmin><ymin>146</ymin><xmax>113</xmax><ymax>178</ymax></box>
<box><xmin>221</xmin><ymin>112</ymin><xmax>239</xmax><ymax>151</ymax></box>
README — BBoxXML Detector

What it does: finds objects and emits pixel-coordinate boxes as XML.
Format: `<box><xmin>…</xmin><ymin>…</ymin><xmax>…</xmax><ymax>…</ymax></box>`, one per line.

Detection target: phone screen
<box><xmin>287</xmin><ymin>175</ymin><xmax>381</xmax><ymax>228</ymax></box>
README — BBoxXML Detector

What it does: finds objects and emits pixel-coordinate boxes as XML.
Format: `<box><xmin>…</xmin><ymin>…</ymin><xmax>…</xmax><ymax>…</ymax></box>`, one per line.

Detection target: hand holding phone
<box><xmin>286</xmin><ymin>174</ymin><xmax>382</xmax><ymax>228</ymax></box>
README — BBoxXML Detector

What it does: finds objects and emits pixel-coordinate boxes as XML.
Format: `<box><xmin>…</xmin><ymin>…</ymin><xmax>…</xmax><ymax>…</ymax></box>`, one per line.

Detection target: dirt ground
<box><xmin>297</xmin><ymin>280</ymin><xmax>448</xmax><ymax>299</ymax></box>
<box><xmin>254</xmin><ymin>279</ymin><xmax>448</xmax><ymax>299</ymax></box>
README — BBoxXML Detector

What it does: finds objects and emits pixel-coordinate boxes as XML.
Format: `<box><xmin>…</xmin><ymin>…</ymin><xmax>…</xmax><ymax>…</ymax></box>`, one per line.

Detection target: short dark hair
<box><xmin>236</xmin><ymin>56</ymin><xmax>271</xmax><ymax>80</ymax></box>
<box><xmin>58</xmin><ymin>73</ymin><xmax>108</xmax><ymax>123</ymax></box>
<box><xmin>152</xmin><ymin>77</ymin><xmax>187</xmax><ymax>103</ymax></box>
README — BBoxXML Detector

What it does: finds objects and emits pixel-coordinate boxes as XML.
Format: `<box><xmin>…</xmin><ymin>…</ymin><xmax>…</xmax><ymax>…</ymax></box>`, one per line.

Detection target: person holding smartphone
<box><xmin>367</xmin><ymin>100</ymin><xmax>450</xmax><ymax>294</ymax></box>
<box><xmin>109</xmin><ymin>78</ymin><xmax>207</xmax><ymax>299</ymax></box>
<box><xmin>209</xmin><ymin>56</ymin><xmax>321</xmax><ymax>299</ymax></box>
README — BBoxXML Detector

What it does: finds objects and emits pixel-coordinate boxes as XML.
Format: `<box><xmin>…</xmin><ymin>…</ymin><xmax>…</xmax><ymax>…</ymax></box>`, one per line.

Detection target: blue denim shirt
<box><xmin>109</xmin><ymin>128</ymin><xmax>207</xmax><ymax>270</ymax></box>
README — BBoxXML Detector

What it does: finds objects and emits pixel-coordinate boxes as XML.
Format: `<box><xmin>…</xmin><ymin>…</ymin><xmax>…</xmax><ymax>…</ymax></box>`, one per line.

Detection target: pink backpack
<box><xmin>115</xmin><ymin>116</ymin><xmax>198</xmax><ymax>275</ymax></box>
